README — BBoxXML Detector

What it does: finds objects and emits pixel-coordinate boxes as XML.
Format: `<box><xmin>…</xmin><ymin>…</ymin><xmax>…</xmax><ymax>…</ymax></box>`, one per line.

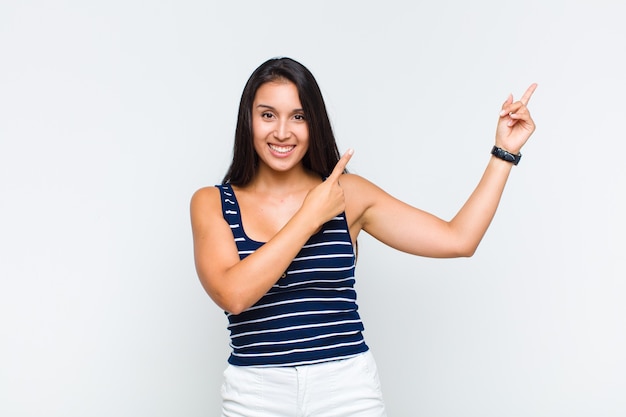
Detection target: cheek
<box><xmin>251</xmin><ymin>119</ymin><xmax>263</xmax><ymax>138</ymax></box>
<box><xmin>299</xmin><ymin>124</ymin><xmax>310</xmax><ymax>141</ymax></box>
<box><xmin>252</xmin><ymin>123</ymin><xmax>272</xmax><ymax>148</ymax></box>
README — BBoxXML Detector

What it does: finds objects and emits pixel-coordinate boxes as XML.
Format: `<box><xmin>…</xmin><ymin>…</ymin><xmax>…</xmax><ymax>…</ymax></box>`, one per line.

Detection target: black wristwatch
<box><xmin>491</xmin><ymin>145</ymin><xmax>522</xmax><ymax>165</ymax></box>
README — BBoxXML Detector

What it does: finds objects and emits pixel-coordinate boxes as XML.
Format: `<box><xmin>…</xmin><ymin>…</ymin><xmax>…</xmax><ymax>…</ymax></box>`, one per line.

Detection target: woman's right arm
<box><xmin>190</xmin><ymin>187</ymin><xmax>316</xmax><ymax>314</ymax></box>
<box><xmin>190</xmin><ymin>151</ymin><xmax>353</xmax><ymax>314</ymax></box>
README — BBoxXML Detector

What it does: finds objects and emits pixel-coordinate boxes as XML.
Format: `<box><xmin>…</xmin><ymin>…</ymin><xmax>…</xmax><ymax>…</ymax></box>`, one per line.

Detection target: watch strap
<box><xmin>491</xmin><ymin>146</ymin><xmax>521</xmax><ymax>165</ymax></box>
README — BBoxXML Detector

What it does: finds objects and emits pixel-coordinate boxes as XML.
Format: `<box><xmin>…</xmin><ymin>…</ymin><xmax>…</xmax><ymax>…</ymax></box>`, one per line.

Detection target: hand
<box><xmin>495</xmin><ymin>83</ymin><xmax>538</xmax><ymax>154</ymax></box>
<box><xmin>301</xmin><ymin>149</ymin><xmax>354</xmax><ymax>226</ymax></box>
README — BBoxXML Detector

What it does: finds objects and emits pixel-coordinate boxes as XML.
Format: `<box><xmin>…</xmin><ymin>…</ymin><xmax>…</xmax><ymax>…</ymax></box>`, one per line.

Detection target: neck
<box><xmin>246</xmin><ymin>164</ymin><xmax>320</xmax><ymax>195</ymax></box>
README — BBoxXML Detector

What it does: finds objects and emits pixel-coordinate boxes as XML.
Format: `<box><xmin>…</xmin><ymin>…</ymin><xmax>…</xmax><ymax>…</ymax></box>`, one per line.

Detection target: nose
<box><xmin>273</xmin><ymin>120</ymin><xmax>291</xmax><ymax>141</ymax></box>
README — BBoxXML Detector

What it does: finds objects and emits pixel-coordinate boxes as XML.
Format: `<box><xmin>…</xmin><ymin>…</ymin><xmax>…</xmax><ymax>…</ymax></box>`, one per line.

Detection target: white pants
<box><xmin>221</xmin><ymin>350</ymin><xmax>387</xmax><ymax>416</ymax></box>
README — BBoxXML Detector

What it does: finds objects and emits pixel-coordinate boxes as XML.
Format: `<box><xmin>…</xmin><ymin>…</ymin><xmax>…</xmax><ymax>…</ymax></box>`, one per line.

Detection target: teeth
<box><xmin>269</xmin><ymin>144</ymin><xmax>294</xmax><ymax>153</ymax></box>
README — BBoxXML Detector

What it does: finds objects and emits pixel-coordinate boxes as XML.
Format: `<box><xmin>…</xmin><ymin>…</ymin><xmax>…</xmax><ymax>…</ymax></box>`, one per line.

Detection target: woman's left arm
<box><xmin>347</xmin><ymin>84</ymin><xmax>537</xmax><ymax>258</ymax></box>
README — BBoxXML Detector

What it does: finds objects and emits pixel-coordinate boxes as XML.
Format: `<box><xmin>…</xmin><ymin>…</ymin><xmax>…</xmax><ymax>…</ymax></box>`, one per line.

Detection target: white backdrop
<box><xmin>1</xmin><ymin>1</ymin><xmax>624</xmax><ymax>416</ymax></box>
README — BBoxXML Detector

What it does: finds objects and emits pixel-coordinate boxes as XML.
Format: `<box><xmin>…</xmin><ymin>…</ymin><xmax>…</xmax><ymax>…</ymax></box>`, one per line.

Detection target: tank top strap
<box><xmin>215</xmin><ymin>184</ymin><xmax>245</xmax><ymax>242</ymax></box>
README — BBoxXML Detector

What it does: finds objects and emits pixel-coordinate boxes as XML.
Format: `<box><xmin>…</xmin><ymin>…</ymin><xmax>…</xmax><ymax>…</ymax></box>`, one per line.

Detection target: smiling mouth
<box><xmin>268</xmin><ymin>144</ymin><xmax>295</xmax><ymax>154</ymax></box>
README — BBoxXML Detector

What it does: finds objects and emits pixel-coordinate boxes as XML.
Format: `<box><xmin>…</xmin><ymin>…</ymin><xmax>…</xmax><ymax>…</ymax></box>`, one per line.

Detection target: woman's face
<box><xmin>251</xmin><ymin>80</ymin><xmax>309</xmax><ymax>173</ymax></box>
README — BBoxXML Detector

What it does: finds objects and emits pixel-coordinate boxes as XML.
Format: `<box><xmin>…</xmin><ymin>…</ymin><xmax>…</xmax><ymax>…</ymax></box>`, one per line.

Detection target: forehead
<box><xmin>253</xmin><ymin>80</ymin><xmax>301</xmax><ymax>106</ymax></box>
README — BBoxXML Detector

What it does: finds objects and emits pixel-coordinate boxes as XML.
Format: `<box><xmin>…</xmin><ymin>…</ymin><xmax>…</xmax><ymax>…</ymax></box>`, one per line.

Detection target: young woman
<box><xmin>191</xmin><ymin>57</ymin><xmax>537</xmax><ymax>416</ymax></box>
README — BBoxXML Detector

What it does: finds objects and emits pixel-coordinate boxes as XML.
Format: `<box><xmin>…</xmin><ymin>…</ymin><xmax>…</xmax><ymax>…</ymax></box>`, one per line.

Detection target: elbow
<box><xmin>222</xmin><ymin>300</ymin><xmax>248</xmax><ymax>316</ymax></box>
<box><xmin>210</xmin><ymin>293</ymin><xmax>248</xmax><ymax>315</ymax></box>
<box><xmin>451</xmin><ymin>240</ymin><xmax>479</xmax><ymax>258</ymax></box>
<box><xmin>458</xmin><ymin>246</ymin><xmax>477</xmax><ymax>258</ymax></box>
<box><xmin>199</xmin><ymin>279</ymin><xmax>249</xmax><ymax>315</ymax></box>
<box><xmin>211</xmin><ymin>289</ymin><xmax>250</xmax><ymax>315</ymax></box>
<box><xmin>443</xmin><ymin>224</ymin><xmax>482</xmax><ymax>258</ymax></box>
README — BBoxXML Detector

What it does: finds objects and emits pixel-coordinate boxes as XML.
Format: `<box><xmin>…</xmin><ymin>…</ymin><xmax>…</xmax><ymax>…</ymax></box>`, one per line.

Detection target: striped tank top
<box><xmin>217</xmin><ymin>183</ymin><xmax>368</xmax><ymax>367</ymax></box>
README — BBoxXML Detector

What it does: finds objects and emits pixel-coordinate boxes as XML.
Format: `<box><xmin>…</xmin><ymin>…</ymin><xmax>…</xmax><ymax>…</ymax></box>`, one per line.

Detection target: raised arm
<box><xmin>191</xmin><ymin>150</ymin><xmax>353</xmax><ymax>314</ymax></box>
<box><xmin>349</xmin><ymin>84</ymin><xmax>537</xmax><ymax>258</ymax></box>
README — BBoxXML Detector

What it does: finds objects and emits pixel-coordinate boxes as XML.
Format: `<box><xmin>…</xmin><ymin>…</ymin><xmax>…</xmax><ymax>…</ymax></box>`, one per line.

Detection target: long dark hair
<box><xmin>222</xmin><ymin>57</ymin><xmax>341</xmax><ymax>185</ymax></box>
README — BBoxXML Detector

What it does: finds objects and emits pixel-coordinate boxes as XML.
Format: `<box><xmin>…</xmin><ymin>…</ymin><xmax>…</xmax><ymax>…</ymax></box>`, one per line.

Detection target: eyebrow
<box><xmin>256</xmin><ymin>104</ymin><xmax>304</xmax><ymax>113</ymax></box>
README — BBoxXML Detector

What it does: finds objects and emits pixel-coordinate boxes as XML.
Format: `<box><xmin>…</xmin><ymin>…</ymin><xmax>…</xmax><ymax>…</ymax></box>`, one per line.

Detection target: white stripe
<box><xmin>287</xmin><ymin>265</ymin><xmax>354</xmax><ymax>275</ymax></box>
<box><xmin>293</xmin><ymin>253</ymin><xmax>353</xmax><ymax>262</ymax></box>
<box><xmin>225</xmin><ymin>210</ymin><xmax>237</xmax><ymax>214</ymax></box>
<box><xmin>230</xmin><ymin>319</ymin><xmax>363</xmax><ymax>339</ymax></box>
<box><xmin>302</xmin><ymin>241</ymin><xmax>351</xmax><ymax>249</ymax></box>
<box><xmin>229</xmin><ymin>224</ymin><xmax>240</xmax><ymax>229</ymax></box>
<box><xmin>268</xmin><ymin>287</ymin><xmax>354</xmax><ymax>294</ymax></box>
<box><xmin>323</xmin><ymin>229</ymin><xmax>347</xmax><ymax>234</ymax></box>
<box><xmin>228</xmin><ymin>309</ymin><xmax>353</xmax><ymax>328</ymax></box>
<box><xmin>232</xmin><ymin>340</ymin><xmax>365</xmax><ymax>357</ymax></box>
<box><xmin>272</xmin><ymin>278</ymin><xmax>353</xmax><ymax>288</ymax></box>
<box><xmin>228</xmin><ymin>297</ymin><xmax>355</xmax><ymax>316</ymax></box>
<box><xmin>230</xmin><ymin>330</ymin><xmax>360</xmax><ymax>349</ymax></box>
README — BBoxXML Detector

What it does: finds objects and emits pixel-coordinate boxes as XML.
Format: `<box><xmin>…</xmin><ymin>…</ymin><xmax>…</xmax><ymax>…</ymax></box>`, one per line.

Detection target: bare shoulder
<box><xmin>339</xmin><ymin>173</ymin><xmax>387</xmax><ymax>229</ymax></box>
<box><xmin>340</xmin><ymin>172</ymin><xmax>422</xmax><ymax>230</ymax></box>
<box><xmin>190</xmin><ymin>186</ymin><xmax>223</xmax><ymax>225</ymax></box>
<box><xmin>191</xmin><ymin>185</ymin><xmax>221</xmax><ymax>205</ymax></box>
<box><xmin>340</xmin><ymin>173</ymin><xmax>386</xmax><ymax>200</ymax></box>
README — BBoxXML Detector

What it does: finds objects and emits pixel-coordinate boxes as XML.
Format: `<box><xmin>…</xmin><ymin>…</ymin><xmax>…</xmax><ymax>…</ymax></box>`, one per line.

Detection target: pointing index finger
<box><xmin>327</xmin><ymin>148</ymin><xmax>354</xmax><ymax>182</ymax></box>
<box><xmin>520</xmin><ymin>83</ymin><xmax>538</xmax><ymax>106</ymax></box>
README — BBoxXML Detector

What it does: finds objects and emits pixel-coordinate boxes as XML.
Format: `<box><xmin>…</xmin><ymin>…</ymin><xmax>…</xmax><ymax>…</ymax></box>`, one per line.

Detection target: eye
<box><xmin>261</xmin><ymin>112</ymin><xmax>274</xmax><ymax>119</ymax></box>
<box><xmin>293</xmin><ymin>113</ymin><xmax>306</xmax><ymax>121</ymax></box>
